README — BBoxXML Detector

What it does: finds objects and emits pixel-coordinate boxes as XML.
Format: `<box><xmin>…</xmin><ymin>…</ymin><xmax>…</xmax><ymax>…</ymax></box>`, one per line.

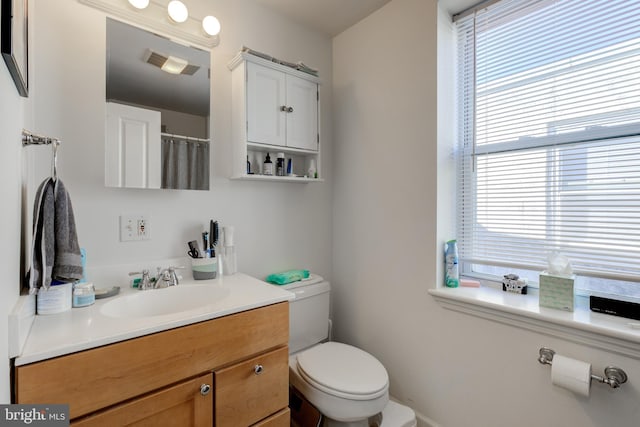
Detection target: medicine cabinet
<box><xmin>228</xmin><ymin>52</ymin><xmax>322</xmax><ymax>182</ymax></box>
<box><xmin>105</xmin><ymin>18</ymin><xmax>211</xmax><ymax>190</ymax></box>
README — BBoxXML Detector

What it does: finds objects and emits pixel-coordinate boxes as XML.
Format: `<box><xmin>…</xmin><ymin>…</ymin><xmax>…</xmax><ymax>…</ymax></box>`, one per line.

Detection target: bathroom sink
<box><xmin>100</xmin><ymin>284</ymin><xmax>231</xmax><ymax>318</ymax></box>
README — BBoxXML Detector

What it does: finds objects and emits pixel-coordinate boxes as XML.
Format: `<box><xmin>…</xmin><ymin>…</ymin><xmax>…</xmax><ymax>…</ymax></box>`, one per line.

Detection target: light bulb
<box><xmin>128</xmin><ymin>0</ymin><xmax>149</xmax><ymax>9</ymax></box>
<box><xmin>167</xmin><ymin>0</ymin><xmax>189</xmax><ymax>23</ymax></box>
<box><xmin>202</xmin><ymin>15</ymin><xmax>221</xmax><ymax>36</ymax></box>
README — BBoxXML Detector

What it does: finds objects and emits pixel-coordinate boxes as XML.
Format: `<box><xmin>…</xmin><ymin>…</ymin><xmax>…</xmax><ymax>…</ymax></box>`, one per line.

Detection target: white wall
<box><xmin>0</xmin><ymin>44</ymin><xmax>25</xmax><ymax>404</ymax></box>
<box><xmin>1</xmin><ymin>0</ymin><xmax>333</xmax><ymax>401</ymax></box>
<box><xmin>332</xmin><ymin>0</ymin><xmax>439</xmax><ymax>421</ymax></box>
<box><xmin>27</xmin><ymin>0</ymin><xmax>332</xmax><ymax>277</ymax></box>
<box><xmin>333</xmin><ymin>0</ymin><xmax>640</xmax><ymax>426</ymax></box>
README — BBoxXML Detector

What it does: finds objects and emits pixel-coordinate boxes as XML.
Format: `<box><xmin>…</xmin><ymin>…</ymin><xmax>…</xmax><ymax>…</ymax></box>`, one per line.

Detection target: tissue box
<box><xmin>539</xmin><ymin>271</ymin><xmax>575</xmax><ymax>311</ymax></box>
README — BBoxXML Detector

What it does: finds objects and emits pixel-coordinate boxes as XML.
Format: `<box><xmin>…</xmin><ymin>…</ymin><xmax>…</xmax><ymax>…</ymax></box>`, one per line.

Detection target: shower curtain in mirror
<box><xmin>161</xmin><ymin>137</ymin><xmax>209</xmax><ymax>190</ymax></box>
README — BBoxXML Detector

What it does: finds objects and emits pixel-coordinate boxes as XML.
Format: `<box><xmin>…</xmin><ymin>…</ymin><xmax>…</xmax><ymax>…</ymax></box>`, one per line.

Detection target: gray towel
<box><xmin>28</xmin><ymin>178</ymin><xmax>83</xmax><ymax>294</ymax></box>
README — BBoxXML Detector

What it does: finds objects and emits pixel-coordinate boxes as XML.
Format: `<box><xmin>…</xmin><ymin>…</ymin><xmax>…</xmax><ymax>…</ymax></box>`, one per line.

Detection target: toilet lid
<box><xmin>296</xmin><ymin>342</ymin><xmax>389</xmax><ymax>400</ymax></box>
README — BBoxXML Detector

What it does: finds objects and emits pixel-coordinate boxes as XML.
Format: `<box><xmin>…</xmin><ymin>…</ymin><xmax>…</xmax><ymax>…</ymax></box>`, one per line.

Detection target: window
<box><xmin>455</xmin><ymin>0</ymin><xmax>640</xmax><ymax>298</ymax></box>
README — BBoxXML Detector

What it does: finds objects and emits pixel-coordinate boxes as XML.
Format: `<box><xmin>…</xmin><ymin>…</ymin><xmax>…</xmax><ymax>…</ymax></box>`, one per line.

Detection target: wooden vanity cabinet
<box><xmin>15</xmin><ymin>302</ymin><xmax>290</xmax><ymax>427</ymax></box>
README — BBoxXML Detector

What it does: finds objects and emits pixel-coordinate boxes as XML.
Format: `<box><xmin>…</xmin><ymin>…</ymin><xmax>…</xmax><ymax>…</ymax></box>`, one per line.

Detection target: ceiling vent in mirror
<box><xmin>145</xmin><ymin>50</ymin><xmax>200</xmax><ymax>75</ymax></box>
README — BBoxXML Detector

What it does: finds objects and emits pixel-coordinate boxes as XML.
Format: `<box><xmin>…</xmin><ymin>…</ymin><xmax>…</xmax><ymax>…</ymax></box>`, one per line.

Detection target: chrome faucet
<box><xmin>129</xmin><ymin>269</ymin><xmax>154</xmax><ymax>290</ymax></box>
<box><xmin>155</xmin><ymin>266</ymin><xmax>180</xmax><ymax>288</ymax></box>
<box><xmin>129</xmin><ymin>266</ymin><xmax>183</xmax><ymax>290</ymax></box>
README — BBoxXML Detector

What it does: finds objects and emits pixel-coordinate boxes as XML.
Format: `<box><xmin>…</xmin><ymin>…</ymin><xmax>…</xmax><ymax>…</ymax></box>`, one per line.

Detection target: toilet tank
<box><xmin>282</xmin><ymin>277</ymin><xmax>330</xmax><ymax>353</ymax></box>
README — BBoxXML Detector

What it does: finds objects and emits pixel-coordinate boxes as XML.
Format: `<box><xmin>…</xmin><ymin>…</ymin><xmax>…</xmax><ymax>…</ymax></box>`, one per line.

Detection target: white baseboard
<box><xmin>8</xmin><ymin>294</ymin><xmax>36</xmax><ymax>358</ymax></box>
<box><xmin>389</xmin><ymin>396</ymin><xmax>441</xmax><ymax>427</ymax></box>
<box><xmin>415</xmin><ymin>410</ymin><xmax>441</xmax><ymax>427</ymax></box>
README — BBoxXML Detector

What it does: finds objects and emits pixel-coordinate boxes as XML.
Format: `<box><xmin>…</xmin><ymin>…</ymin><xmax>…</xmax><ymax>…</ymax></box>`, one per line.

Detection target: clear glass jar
<box><xmin>73</xmin><ymin>282</ymin><xmax>95</xmax><ymax>307</ymax></box>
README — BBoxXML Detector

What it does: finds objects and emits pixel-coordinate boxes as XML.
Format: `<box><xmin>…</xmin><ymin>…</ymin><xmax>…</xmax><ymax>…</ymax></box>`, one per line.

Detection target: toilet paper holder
<box><xmin>538</xmin><ymin>347</ymin><xmax>628</xmax><ymax>389</ymax></box>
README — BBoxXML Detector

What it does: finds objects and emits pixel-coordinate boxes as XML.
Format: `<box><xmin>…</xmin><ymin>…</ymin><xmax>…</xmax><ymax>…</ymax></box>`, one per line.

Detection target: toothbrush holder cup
<box><xmin>191</xmin><ymin>257</ymin><xmax>217</xmax><ymax>280</ymax></box>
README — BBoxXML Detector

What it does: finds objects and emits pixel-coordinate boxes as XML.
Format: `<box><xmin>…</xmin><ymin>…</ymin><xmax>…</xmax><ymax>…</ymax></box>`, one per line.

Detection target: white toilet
<box><xmin>282</xmin><ymin>276</ymin><xmax>417</xmax><ymax>427</ymax></box>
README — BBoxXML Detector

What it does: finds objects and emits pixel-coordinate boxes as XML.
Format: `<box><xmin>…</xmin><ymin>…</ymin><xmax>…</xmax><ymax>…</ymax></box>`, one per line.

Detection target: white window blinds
<box><xmin>456</xmin><ymin>0</ymin><xmax>640</xmax><ymax>283</ymax></box>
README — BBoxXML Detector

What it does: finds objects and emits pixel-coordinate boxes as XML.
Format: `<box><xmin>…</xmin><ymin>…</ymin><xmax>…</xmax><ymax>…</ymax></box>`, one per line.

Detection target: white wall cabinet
<box><xmin>247</xmin><ymin>62</ymin><xmax>318</xmax><ymax>151</ymax></box>
<box><xmin>229</xmin><ymin>52</ymin><xmax>322</xmax><ymax>182</ymax></box>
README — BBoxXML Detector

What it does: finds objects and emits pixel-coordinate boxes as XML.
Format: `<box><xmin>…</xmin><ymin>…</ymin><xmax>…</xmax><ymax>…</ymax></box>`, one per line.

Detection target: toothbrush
<box><xmin>210</xmin><ymin>220</ymin><xmax>219</xmax><ymax>256</ymax></box>
<box><xmin>202</xmin><ymin>231</ymin><xmax>209</xmax><ymax>257</ymax></box>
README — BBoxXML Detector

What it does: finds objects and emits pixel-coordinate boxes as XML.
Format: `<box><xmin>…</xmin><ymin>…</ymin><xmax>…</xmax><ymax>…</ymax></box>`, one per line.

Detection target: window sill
<box><xmin>429</xmin><ymin>286</ymin><xmax>640</xmax><ymax>359</ymax></box>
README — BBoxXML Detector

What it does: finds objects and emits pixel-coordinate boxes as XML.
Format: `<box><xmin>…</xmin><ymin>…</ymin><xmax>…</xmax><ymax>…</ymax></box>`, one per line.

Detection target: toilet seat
<box><xmin>296</xmin><ymin>342</ymin><xmax>389</xmax><ymax>400</ymax></box>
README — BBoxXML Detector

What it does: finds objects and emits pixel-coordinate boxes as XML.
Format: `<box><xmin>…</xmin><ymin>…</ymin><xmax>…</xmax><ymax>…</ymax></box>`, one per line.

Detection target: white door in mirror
<box><xmin>105</xmin><ymin>102</ymin><xmax>162</xmax><ymax>189</ymax></box>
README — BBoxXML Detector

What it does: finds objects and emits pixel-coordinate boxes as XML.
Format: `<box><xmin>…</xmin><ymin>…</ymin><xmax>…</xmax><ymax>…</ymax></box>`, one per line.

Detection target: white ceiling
<box><xmin>253</xmin><ymin>0</ymin><xmax>393</xmax><ymax>37</ymax></box>
<box><xmin>254</xmin><ymin>0</ymin><xmax>479</xmax><ymax>36</ymax></box>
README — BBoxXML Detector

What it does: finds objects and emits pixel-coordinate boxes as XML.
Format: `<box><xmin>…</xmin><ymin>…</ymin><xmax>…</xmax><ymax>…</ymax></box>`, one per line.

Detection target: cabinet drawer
<box><xmin>215</xmin><ymin>346</ymin><xmax>289</xmax><ymax>427</ymax></box>
<box><xmin>72</xmin><ymin>373</ymin><xmax>213</xmax><ymax>427</ymax></box>
<box><xmin>252</xmin><ymin>408</ymin><xmax>290</xmax><ymax>427</ymax></box>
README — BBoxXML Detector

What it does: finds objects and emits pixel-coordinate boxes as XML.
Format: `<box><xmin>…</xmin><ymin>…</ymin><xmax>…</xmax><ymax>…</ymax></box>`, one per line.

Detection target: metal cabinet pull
<box><xmin>254</xmin><ymin>364</ymin><xmax>264</xmax><ymax>375</ymax></box>
<box><xmin>200</xmin><ymin>383</ymin><xmax>211</xmax><ymax>396</ymax></box>
<box><xmin>287</xmin><ymin>106</ymin><xmax>294</xmax><ymax>113</ymax></box>
<box><xmin>280</xmin><ymin>106</ymin><xmax>288</xmax><ymax>112</ymax></box>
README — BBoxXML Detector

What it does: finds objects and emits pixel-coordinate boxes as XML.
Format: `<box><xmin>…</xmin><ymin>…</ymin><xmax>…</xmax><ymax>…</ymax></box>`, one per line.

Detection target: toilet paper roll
<box><xmin>551</xmin><ymin>354</ymin><xmax>591</xmax><ymax>397</ymax></box>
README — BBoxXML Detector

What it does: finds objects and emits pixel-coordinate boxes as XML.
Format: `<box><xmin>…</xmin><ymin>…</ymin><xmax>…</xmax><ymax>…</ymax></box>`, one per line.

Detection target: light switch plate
<box><xmin>120</xmin><ymin>214</ymin><xmax>150</xmax><ymax>241</ymax></box>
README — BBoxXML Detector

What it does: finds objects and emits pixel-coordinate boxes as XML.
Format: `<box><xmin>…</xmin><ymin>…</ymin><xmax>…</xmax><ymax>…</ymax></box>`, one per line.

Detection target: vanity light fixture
<box><xmin>127</xmin><ymin>0</ymin><xmax>149</xmax><ymax>9</ymax></box>
<box><xmin>202</xmin><ymin>15</ymin><xmax>221</xmax><ymax>37</ymax></box>
<box><xmin>78</xmin><ymin>0</ymin><xmax>221</xmax><ymax>48</ymax></box>
<box><xmin>167</xmin><ymin>0</ymin><xmax>189</xmax><ymax>23</ymax></box>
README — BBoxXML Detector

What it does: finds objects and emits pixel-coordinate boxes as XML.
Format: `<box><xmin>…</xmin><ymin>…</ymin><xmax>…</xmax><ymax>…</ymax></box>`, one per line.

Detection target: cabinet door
<box><xmin>215</xmin><ymin>346</ymin><xmax>289</xmax><ymax>427</ymax></box>
<box><xmin>72</xmin><ymin>373</ymin><xmax>213</xmax><ymax>427</ymax></box>
<box><xmin>285</xmin><ymin>76</ymin><xmax>318</xmax><ymax>151</ymax></box>
<box><xmin>247</xmin><ymin>62</ymin><xmax>286</xmax><ymax>147</ymax></box>
<box><xmin>105</xmin><ymin>102</ymin><xmax>161</xmax><ymax>189</ymax></box>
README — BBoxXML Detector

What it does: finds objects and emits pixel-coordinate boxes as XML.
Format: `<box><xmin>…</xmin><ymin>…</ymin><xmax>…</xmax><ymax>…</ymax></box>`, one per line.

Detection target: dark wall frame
<box><xmin>1</xmin><ymin>0</ymin><xmax>28</xmax><ymax>97</ymax></box>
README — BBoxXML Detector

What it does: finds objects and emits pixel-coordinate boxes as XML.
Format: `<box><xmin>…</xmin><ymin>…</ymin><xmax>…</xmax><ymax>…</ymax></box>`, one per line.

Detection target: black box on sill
<box><xmin>590</xmin><ymin>295</ymin><xmax>640</xmax><ymax>321</ymax></box>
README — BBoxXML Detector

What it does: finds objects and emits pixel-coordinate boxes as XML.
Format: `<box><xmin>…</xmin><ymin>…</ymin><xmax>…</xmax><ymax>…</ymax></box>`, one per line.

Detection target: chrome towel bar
<box><xmin>21</xmin><ymin>129</ymin><xmax>61</xmax><ymax>146</ymax></box>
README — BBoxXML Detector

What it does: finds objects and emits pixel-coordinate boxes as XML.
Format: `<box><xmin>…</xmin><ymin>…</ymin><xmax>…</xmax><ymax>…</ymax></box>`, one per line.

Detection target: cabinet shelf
<box><xmin>231</xmin><ymin>174</ymin><xmax>323</xmax><ymax>183</ymax></box>
<box><xmin>247</xmin><ymin>142</ymin><xmax>317</xmax><ymax>155</ymax></box>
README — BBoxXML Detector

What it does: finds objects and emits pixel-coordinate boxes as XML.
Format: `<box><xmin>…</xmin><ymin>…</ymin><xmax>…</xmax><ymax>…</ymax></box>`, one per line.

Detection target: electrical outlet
<box><xmin>120</xmin><ymin>214</ymin><xmax>150</xmax><ymax>241</ymax></box>
<box><xmin>137</xmin><ymin>218</ymin><xmax>148</xmax><ymax>239</ymax></box>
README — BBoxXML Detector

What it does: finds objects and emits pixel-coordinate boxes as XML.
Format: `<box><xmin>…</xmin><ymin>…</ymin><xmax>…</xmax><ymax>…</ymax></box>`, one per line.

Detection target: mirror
<box><xmin>105</xmin><ymin>18</ymin><xmax>210</xmax><ymax>190</ymax></box>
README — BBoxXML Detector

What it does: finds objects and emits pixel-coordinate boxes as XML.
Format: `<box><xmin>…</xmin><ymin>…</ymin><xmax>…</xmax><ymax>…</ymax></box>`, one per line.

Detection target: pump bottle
<box><xmin>222</xmin><ymin>226</ymin><xmax>237</xmax><ymax>275</ymax></box>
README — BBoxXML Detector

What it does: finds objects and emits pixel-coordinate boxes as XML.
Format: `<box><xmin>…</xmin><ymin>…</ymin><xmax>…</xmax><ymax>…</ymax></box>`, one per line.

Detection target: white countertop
<box><xmin>15</xmin><ymin>273</ymin><xmax>294</xmax><ymax>366</ymax></box>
